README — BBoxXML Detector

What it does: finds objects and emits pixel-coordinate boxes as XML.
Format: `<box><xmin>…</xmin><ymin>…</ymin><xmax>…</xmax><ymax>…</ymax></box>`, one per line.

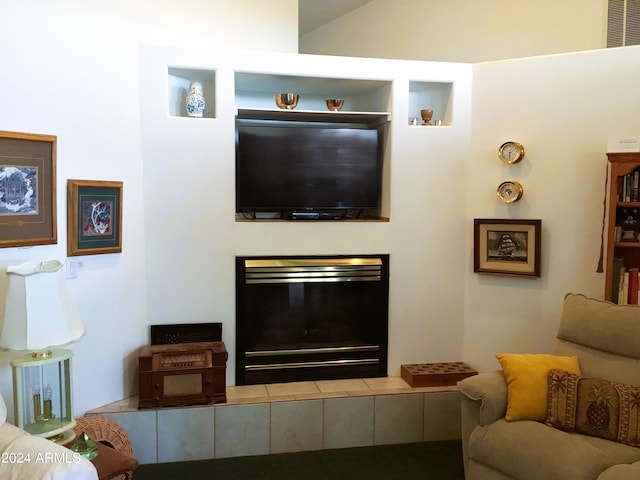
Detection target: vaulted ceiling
<box><xmin>298</xmin><ymin>0</ymin><xmax>373</xmax><ymax>34</ymax></box>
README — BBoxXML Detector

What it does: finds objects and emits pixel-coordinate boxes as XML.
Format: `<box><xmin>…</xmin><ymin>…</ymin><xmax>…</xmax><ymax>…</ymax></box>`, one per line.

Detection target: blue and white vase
<box><xmin>186</xmin><ymin>82</ymin><xmax>205</xmax><ymax>117</ymax></box>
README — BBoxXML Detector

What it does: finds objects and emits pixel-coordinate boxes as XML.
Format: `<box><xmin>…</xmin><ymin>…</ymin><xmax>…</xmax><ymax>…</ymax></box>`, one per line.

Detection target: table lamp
<box><xmin>0</xmin><ymin>260</ymin><xmax>85</xmax><ymax>444</ymax></box>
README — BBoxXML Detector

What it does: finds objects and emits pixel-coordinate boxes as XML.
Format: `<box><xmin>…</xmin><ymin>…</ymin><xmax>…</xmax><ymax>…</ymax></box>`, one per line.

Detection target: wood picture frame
<box><xmin>67</xmin><ymin>179</ymin><xmax>123</xmax><ymax>256</ymax></box>
<box><xmin>0</xmin><ymin>130</ymin><xmax>57</xmax><ymax>248</ymax></box>
<box><xmin>474</xmin><ymin>219</ymin><xmax>541</xmax><ymax>277</ymax></box>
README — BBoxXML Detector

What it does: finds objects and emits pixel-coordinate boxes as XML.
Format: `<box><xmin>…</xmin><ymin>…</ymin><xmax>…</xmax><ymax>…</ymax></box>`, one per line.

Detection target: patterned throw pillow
<box><xmin>545</xmin><ymin>369</ymin><xmax>640</xmax><ymax>447</ymax></box>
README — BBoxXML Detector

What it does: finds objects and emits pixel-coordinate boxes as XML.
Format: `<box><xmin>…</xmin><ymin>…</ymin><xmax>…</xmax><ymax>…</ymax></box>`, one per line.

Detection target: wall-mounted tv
<box><xmin>236</xmin><ymin>121</ymin><xmax>386</xmax><ymax>217</ymax></box>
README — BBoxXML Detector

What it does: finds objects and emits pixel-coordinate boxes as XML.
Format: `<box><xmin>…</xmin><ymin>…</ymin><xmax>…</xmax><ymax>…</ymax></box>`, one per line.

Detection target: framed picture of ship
<box><xmin>474</xmin><ymin>219</ymin><xmax>541</xmax><ymax>277</ymax></box>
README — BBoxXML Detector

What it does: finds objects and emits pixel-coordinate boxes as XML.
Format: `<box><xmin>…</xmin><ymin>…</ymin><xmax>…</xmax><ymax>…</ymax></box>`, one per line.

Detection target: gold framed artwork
<box><xmin>474</xmin><ymin>218</ymin><xmax>541</xmax><ymax>277</ymax></box>
<box><xmin>67</xmin><ymin>179</ymin><xmax>123</xmax><ymax>256</ymax></box>
<box><xmin>0</xmin><ymin>130</ymin><xmax>57</xmax><ymax>248</ymax></box>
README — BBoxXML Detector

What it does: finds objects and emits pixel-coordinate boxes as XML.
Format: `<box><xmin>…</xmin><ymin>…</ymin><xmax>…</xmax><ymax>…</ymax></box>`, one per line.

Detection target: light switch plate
<box><xmin>66</xmin><ymin>259</ymin><xmax>78</xmax><ymax>279</ymax></box>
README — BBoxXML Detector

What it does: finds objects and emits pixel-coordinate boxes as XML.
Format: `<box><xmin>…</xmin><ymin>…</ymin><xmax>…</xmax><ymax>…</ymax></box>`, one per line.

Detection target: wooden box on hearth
<box><xmin>401</xmin><ymin>362</ymin><xmax>477</xmax><ymax>387</ymax></box>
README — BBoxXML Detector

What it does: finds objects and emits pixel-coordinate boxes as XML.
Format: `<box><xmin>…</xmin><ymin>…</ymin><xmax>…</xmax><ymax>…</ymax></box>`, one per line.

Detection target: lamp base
<box><xmin>31</xmin><ymin>350</ymin><xmax>53</xmax><ymax>360</ymax></box>
<box><xmin>10</xmin><ymin>349</ymin><xmax>76</xmax><ymax>442</ymax></box>
<box><xmin>51</xmin><ymin>428</ymin><xmax>76</xmax><ymax>446</ymax></box>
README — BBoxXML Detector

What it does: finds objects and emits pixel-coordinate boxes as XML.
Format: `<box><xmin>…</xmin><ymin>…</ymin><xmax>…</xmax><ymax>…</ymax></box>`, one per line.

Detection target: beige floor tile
<box><xmin>226</xmin><ymin>385</ymin><xmax>268</xmax><ymax>399</ymax></box>
<box><xmin>87</xmin><ymin>396</ymin><xmax>138</xmax><ymax>413</ymax></box>
<box><xmin>315</xmin><ymin>379</ymin><xmax>369</xmax><ymax>393</ymax></box>
<box><xmin>266</xmin><ymin>381</ymin><xmax>320</xmax><ymax>397</ymax></box>
<box><xmin>363</xmin><ymin>376</ymin><xmax>411</xmax><ymax>390</ymax></box>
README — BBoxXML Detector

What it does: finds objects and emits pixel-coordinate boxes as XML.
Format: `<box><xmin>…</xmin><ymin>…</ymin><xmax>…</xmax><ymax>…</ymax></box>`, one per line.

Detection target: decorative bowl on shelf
<box><xmin>275</xmin><ymin>93</ymin><xmax>299</xmax><ymax>109</ymax></box>
<box><xmin>325</xmin><ymin>99</ymin><xmax>344</xmax><ymax>111</ymax></box>
<box><xmin>420</xmin><ymin>109</ymin><xmax>433</xmax><ymax>125</ymax></box>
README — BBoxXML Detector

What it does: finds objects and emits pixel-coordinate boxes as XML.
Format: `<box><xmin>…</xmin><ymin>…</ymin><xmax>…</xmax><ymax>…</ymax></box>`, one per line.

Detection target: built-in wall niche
<box><xmin>408</xmin><ymin>81</ymin><xmax>453</xmax><ymax>126</ymax></box>
<box><xmin>167</xmin><ymin>67</ymin><xmax>216</xmax><ymax>118</ymax></box>
<box><xmin>234</xmin><ymin>72</ymin><xmax>391</xmax><ymax>114</ymax></box>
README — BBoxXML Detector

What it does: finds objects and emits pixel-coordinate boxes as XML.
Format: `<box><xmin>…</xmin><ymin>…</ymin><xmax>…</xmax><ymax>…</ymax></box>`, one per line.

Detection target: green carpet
<box><xmin>133</xmin><ymin>440</ymin><xmax>464</xmax><ymax>480</ymax></box>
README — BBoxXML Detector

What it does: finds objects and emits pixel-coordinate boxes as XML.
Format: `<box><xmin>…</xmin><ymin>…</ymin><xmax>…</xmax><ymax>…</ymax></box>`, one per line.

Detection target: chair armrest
<box><xmin>457</xmin><ymin>370</ymin><xmax>507</xmax><ymax>475</ymax></box>
<box><xmin>457</xmin><ymin>369</ymin><xmax>507</xmax><ymax>426</ymax></box>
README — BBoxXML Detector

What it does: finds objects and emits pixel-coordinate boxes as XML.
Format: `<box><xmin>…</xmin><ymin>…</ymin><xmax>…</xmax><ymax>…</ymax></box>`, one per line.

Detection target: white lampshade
<box><xmin>0</xmin><ymin>260</ymin><xmax>85</xmax><ymax>352</ymax></box>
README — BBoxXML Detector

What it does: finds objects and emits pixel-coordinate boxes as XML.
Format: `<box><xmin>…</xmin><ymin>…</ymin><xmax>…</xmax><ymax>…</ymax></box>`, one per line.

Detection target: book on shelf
<box><xmin>619</xmin><ymin>269</ymin><xmax>629</xmax><ymax>305</ymax></box>
<box><xmin>618</xmin><ymin>170</ymin><xmax>640</xmax><ymax>202</ymax></box>
<box><xmin>612</xmin><ymin>257</ymin><xmax>624</xmax><ymax>302</ymax></box>
<box><xmin>629</xmin><ymin>267</ymin><xmax>639</xmax><ymax>305</ymax></box>
<box><xmin>614</xmin><ymin>264</ymin><xmax>640</xmax><ymax>305</ymax></box>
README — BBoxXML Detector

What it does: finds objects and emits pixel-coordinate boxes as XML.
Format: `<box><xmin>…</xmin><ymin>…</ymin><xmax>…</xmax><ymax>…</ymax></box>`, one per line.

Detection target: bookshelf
<box><xmin>605</xmin><ymin>152</ymin><xmax>640</xmax><ymax>303</ymax></box>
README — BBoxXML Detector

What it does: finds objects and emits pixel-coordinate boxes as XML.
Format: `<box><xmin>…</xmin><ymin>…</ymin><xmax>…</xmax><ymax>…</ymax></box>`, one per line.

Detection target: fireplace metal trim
<box><xmin>246</xmin><ymin>345</ymin><xmax>379</xmax><ymax>357</ymax></box>
<box><xmin>245</xmin><ymin>257</ymin><xmax>383</xmax><ymax>284</ymax></box>
<box><xmin>245</xmin><ymin>258</ymin><xmax>383</xmax><ymax>268</ymax></box>
<box><xmin>245</xmin><ymin>358</ymin><xmax>379</xmax><ymax>371</ymax></box>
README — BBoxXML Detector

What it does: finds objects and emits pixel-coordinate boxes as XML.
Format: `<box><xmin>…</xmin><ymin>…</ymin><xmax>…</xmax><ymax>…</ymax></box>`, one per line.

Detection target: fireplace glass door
<box><xmin>236</xmin><ymin>255</ymin><xmax>389</xmax><ymax>385</ymax></box>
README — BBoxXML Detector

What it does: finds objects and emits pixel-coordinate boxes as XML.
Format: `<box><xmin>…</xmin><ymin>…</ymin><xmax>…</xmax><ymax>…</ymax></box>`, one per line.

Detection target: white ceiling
<box><xmin>299</xmin><ymin>0</ymin><xmax>373</xmax><ymax>35</ymax></box>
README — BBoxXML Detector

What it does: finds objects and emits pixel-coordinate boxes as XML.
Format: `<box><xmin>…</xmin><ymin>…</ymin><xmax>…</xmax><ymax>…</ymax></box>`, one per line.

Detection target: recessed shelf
<box><xmin>236</xmin><ymin>108</ymin><xmax>390</xmax><ymax>126</ymax></box>
<box><xmin>235</xmin><ymin>73</ymin><xmax>391</xmax><ymax>113</ymax></box>
<box><xmin>168</xmin><ymin>67</ymin><xmax>216</xmax><ymax>118</ymax></box>
<box><xmin>408</xmin><ymin>81</ymin><xmax>453</xmax><ymax>126</ymax></box>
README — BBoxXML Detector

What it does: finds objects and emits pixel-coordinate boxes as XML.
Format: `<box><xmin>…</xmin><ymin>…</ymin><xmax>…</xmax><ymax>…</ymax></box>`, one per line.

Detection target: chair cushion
<box><xmin>545</xmin><ymin>369</ymin><xmax>640</xmax><ymax>448</ymax></box>
<box><xmin>496</xmin><ymin>353</ymin><xmax>581</xmax><ymax>421</ymax></box>
<box><xmin>469</xmin><ymin>418</ymin><xmax>640</xmax><ymax>480</ymax></box>
<box><xmin>557</xmin><ymin>293</ymin><xmax>640</xmax><ymax>360</ymax></box>
<box><xmin>596</xmin><ymin>463</ymin><xmax>640</xmax><ymax>480</ymax></box>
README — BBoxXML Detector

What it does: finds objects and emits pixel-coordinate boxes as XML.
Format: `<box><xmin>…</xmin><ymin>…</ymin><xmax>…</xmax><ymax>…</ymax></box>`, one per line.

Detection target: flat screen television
<box><xmin>236</xmin><ymin>121</ymin><xmax>386</xmax><ymax>216</ymax></box>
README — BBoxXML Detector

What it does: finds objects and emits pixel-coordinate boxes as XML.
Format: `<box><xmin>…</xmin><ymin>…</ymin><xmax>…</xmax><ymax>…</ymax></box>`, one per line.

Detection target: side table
<box><xmin>72</xmin><ymin>415</ymin><xmax>139</xmax><ymax>480</ymax></box>
<box><xmin>91</xmin><ymin>442</ymin><xmax>139</xmax><ymax>480</ymax></box>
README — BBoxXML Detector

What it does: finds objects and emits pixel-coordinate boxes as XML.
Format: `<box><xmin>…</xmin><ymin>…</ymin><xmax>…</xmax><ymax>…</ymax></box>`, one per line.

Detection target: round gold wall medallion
<box><xmin>498</xmin><ymin>141</ymin><xmax>525</xmax><ymax>164</ymax></box>
<box><xmin>497</xmin><ymin>181</ymin><xmax>523</xmax><ymax>203</ymax></box>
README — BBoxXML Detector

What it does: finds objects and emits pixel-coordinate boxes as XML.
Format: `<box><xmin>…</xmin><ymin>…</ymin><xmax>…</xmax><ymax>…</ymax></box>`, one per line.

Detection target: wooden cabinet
<box><xmin>138</xmin><ymin>342</ymin><xmax>227</xmax><ymax>409</ymax></box>
<box><xmin>605</xmin><ymin>152</ymin><xmax>640</xmax><ymax>302</ymax></box>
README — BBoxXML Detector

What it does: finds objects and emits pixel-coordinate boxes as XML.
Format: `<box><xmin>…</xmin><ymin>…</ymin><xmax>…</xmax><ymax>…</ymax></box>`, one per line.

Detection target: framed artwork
<box><xmin>474</xmin><ymin>219</ymin><xmax>541</xmax><ymax>277</ymax></box>
<box><xmin>0</xmin><ymin>130</ymin><xmax>57</xmax><ymax>248</ymax></box>
<box><xmin>67</xmin><ymin>179</ymin><xmax>123</xmax><ymax>256</ymax></box>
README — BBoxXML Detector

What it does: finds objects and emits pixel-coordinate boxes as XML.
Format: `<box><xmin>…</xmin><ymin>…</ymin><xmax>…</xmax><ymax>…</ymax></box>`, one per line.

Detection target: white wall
<box><xmin>1</xmin><ymin>0</ymin><xmax>639</xmax><ymax>422</ymax></box>
<box><xmin>0</xmin><ymin>0</ymin><xmax>297</xmax><ymax>419</ymax></box>
<box><xmin>300</xmin><ymin>0</ymin><xmax>606</xmax><ymax>63</ymax></box>
<box><xmin>140</xmin><ymin>47</ymin><xmax>473</xmax><ymax>388</ymax></box>
<box><xmin>464</xmin><ymin>46</ymin><xmax>640</xmax><ymax>372</ymax></box>
<box><xmin>300</xmin><ymin>0</ymin><xmax>640</xmax><ymax>375</ymax></box>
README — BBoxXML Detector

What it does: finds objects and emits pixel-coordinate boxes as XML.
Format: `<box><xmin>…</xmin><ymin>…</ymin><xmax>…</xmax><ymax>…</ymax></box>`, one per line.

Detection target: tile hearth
<box><xmin>87</xmin><ymin>377</ymin><xmax>461</xmax><ymax>464</ymax></box>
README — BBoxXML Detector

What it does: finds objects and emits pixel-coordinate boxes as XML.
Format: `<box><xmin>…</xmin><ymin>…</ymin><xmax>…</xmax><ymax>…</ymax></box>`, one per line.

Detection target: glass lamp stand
<box><xmin>10</xmin><ymin>348</ymin><xmax>76</xmax><ymax>444</ymax></box>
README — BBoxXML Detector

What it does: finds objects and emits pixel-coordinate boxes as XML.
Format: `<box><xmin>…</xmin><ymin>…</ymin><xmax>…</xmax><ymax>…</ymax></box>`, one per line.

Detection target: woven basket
<box><xmin>73</xmin><ymin>415</ymin><xmax>135</xmax><ymax>480</ymax></box>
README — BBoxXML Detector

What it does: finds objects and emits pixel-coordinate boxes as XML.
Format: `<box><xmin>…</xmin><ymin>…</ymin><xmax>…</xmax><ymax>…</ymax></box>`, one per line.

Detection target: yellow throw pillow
<box><xmin>496</xmin><ymin>353</ymin><xmax>581</xmax><ymax>422</ymax></box>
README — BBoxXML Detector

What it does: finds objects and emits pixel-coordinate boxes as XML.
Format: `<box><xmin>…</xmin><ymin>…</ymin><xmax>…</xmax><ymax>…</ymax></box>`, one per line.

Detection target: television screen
<box><xmin>236</xmin><ymin>123</ymin><xmax>383</xmax><ymax>212</ymax></box>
